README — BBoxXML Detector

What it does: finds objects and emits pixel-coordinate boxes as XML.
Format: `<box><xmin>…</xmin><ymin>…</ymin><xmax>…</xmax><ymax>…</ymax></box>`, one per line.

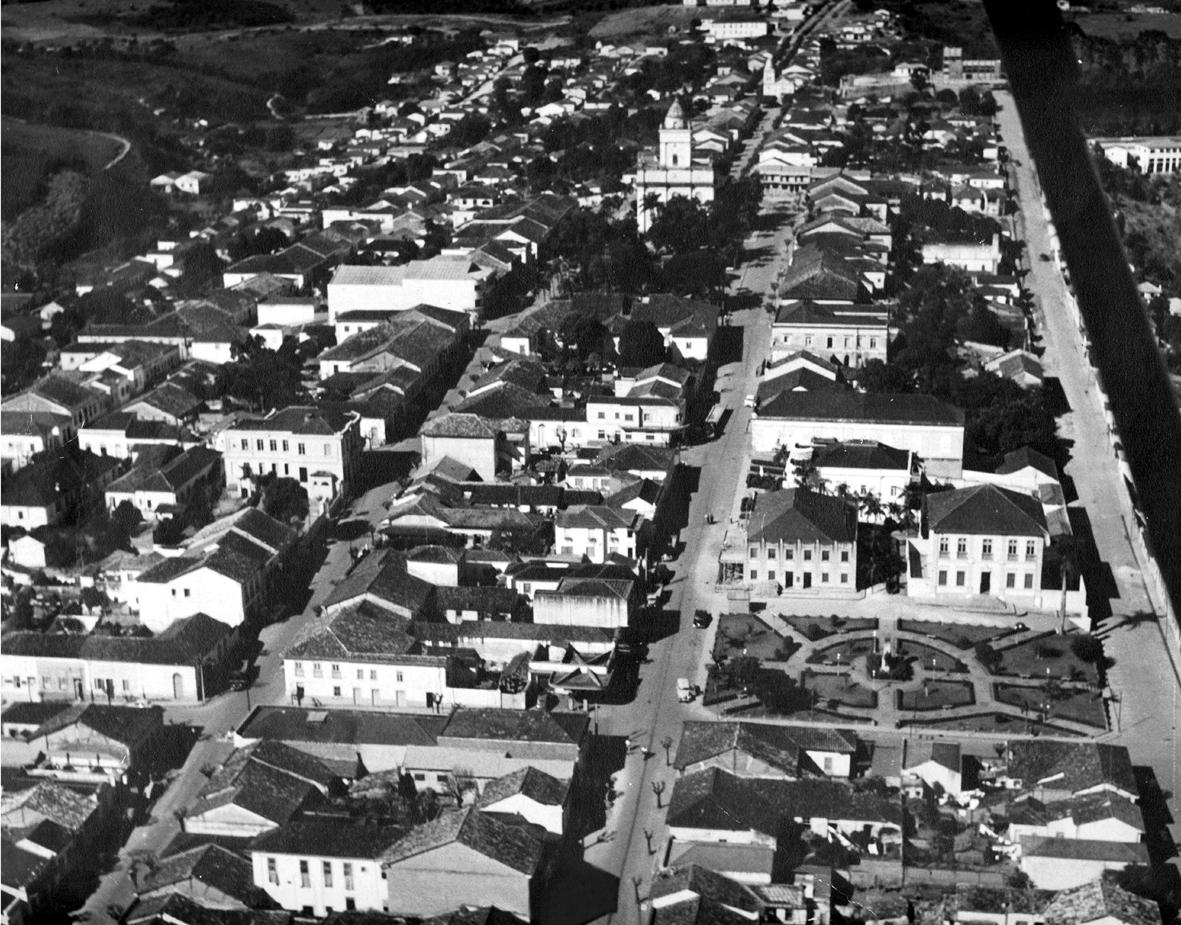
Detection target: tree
<box><xmin>616</xmin><ymin>320</ymin><xmax>666</xmax><ymax>368</ymax></box>
<box><xmin>259</xmin><ymin>477</ymin><xmax>309</xmax><ymax>524</ymax></box>
<box><xmin>647</xmin><ymin>195</ymin><xmax>711</xmax><ymax>254</ymax></box>
<box><xmin>1069</xmin><ymin>634</ymin><xmax>1105</xmax><ymax>665</ymax></box>
<box><xmin>111</xmin><ymin>500</ymin><xmax>143</xmax><ymax>536</ymax></box>
<box><xmin>177</xmin><ymin>243</ymin><xmax>226</xmax><ymax>297</ymax></box>
<box><xmin>559</xmin><ymin>312</ymin><xmax>609</xmax><ymax>362</ymax></box>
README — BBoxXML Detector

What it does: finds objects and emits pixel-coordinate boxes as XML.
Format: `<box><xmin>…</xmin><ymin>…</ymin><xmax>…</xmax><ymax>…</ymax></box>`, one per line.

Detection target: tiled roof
<box><xmin>440</xmin><ymin>707</ymin><xmax>587</xmax><ymax>745</ymax></box>
<box><xmin>188</xmin><ymin>741</ymin><xmax>332</xmax><ymax>826</ymax></box>
<box><xmin>236</xmin><ymin>706</ymin><xmax>446</xmax><ymax>747</ymax></box>
<box><xmin>37</xmin><ymin>703</ymin><xmax>162</xmax><ymax>746</ymax></box>
<box><xmin>231</xmin><ymin>405</ymin><xmax>356</xmax><ymax>436</ymax></box>
<box><xmin>674</xmin><ymin>721</ymin><xmax>858</xmax><ymax>773</ymax></box>
<box><xmin>381</xmin><ymin>807</ymin><xmax>547</xmax><ymax>875</ymax></box>
<box><xmin>478</xmin><ymin>766</ymin><xmax>569</xmax><ymax>809</ymax></box>
<box><xmin>140</xmin><ymin>844</ymin><xmax>258</xmax><ymax>904</ymax></box>
<box><xmin>322</xmin><ymin>549</ymin><xmax>436</xmax><ymax>617</ymax></box>
<box><xmin>650</xmin><ymin>865</ymin><xmax>763</xmax><ymax>917</ymax></box>
<box><xmin>748</xmin><ymin>487</ymin><xmax>857</xmax><ymax>545</ymax></box>
<box><xmin>926</xmin><ymin>484</ymin><xmax>1048</xmax><ymax>537</ymax></box>
<box><xmin>1042</xmin><ymin>878</ymin><xmax>1161</xmax><ymax>925</ymax></box>
<box><xmin>757</xmin><ymin>389</ymin><xmax>964</xmax><ymax>426</ymax></box>
<box><xmin>1008</xmin><ymin>741</ymin><xmax>1137</xmax><ymax>797</ymax></box>
<box><xmin>812</xmin><ymin>440</ymin><xmax>910</xmax><ymax>471</ymax></box>
<box><xmin>253</xmin><ymin>817</ymin><xmax>405</xmax><ymax>859</ymax></box>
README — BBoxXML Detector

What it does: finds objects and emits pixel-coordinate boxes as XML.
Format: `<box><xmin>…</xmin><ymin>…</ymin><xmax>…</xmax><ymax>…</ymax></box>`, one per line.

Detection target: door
<box><xmin>396</xmin><ymin>690</ymin><xmax>407</xmax><ymax>708</ymax></box>
<box><xmin>172</xmin><ymin>673</ymin><xmax>184</xmax><ymax>700</ymax></box>
<box><xmin>352</xmin><ymin>687</ymin><xmax>361</xmax><ymax>705</ymax></box>
<box><xmin>803</xmin><ymin>572</ymin><xmax>812</xmax><ymax>589</ymax></box>
<box><xmin>980</xmin><ymin>571</ymin><xmax>991</xmax><ymax>594</ymax></box>
<box><xmin>371</xmin><ymin>689</ymin><xmax>380</xmax><ymax>706</ymax></box>
<box><xmin>73</xmin><ymin>678</ymin><xmax>84</xmax><ymax>700</ymax></box>
<box><xmin>784</xmin><ymin>571</ymin><xmax>794</xmax><ymax>589</ymax></box>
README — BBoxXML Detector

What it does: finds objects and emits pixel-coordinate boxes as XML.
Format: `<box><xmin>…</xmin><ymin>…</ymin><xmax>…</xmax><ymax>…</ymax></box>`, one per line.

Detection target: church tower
<box><xmin>658</xmin><ymin>100</ymin><xmax>693</xmax><ymax>169</ymax></box>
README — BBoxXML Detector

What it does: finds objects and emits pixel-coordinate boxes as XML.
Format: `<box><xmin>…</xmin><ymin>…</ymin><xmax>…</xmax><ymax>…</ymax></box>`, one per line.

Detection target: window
<box><xmin>804</xmin><ymin>335</ymin><xmax>813</xmax><ymax>346</ymax></box>
<box><xmin>1008</xmin><ymin>539</ymin><xmax>1018</xmax><ymax>560</ymax></box>
<box><xmin>282</xmin><ymin>440</ymin><xmax>289</xmax><ymax>452</ymax></box>
<box><xmin>297</xmin><ymin>443</ymin><xmax>306</xmax><ymax>455</ymax></box>
<box><xmin>803</xmin><ymin>550</ymin><xmax>812</xmax><ymax>561</ymax></box>
<box><xmin>300</xmin><ymin>860</ymin><xmax>310</xmax><ymax>888</ymax></box>
<box><xmin>821</xmin><ymin>572</ymin><xmax>829</xmax><ymax>583</ymax></box>
<box><xmin>870</xmin><ymin>337</ymin><xmax>878</xmax><ymax>349</ymax></box>
<box><xmin>939</xmin><ymin>536</ymin><xmax>949</xmax><ymax>556</ymax></box>
<box><xmin>1024</xmin><ymin>573</ymin><xmax>1034</xmax><ymax>589</ymax></box>
<box><xmin>840</xmin><ymin>573</ymin><xmax>848</xmax><ymax>584</ymax></box>
<box><xmin>396</xmin><ymin>671</ymin><xmax>404</xmax><ymax>682</ymax></box>
<box><xmin>333</xmin><ymin>686</ymin><xmax>341</xmax><ymax>697</ymax></box>
<box><xmin>844</xmin><ymin>337</ymin><xmax>852</xmax><ymax>348</ymax></box>
<box><xmin>343</xmin><ymin>862</ymin><xmax>354</xmax><ymax>891</ymax></box>
<box><xmin>331</xmin><ymin>664</ymin><xmax>341</xmax><ymax>678</ymax></box>
<box><xmin>370</xmin><ymin>670</ymin><xmax>377</xmax><ymax>680</ymax></box>
<box><xmin>955</xmin><ymin>571</ymin><xmax>966</xmax><ymax>587</ymax></box>
<box><xmin>256</xmin><ymin>439</ymin><xmax>265</xmax><ymax>451</ymax></box>
<box><xmin>821</xmin><ymin>550</ymin><xmax>830</xmax><ymax>561</ymax></box>
<box><xmin>269</xmin><ymin>440</ymin><xmax>277</xmax><ymax>451</ymax></box>
<box><xmin>313</xmin><ymin>663</ymin><xmax>322</xmax><ymax>678</ymax></box>
<box><xmin>240</xmin><ymin>439</ymin><xmax>248</xmax><ymax>450</ymax></box>
<box><xmin>841</xmin><ymin>550</ymin><xmax>849</xmax><ymax>562</ymax></box>
<box><xmin>749</xmin><ymin>569</ymin><xmax>758</xmax><ymax>580</ymax></box>
<box><xmin>597</xmin><ymin>412</ymin><xmax>605</xmax><ymax>420</ymax></box>
<box><xmin>323</xmin><ymin>862</ymin><xmax>333</xmax><ymax>888</ymax></box>
<box><xmin>767</xmin><ymin>548</ymin><xmax>777</xmax><ymax>560</ymax></box>
<box><xmin>357</xmin><ymin>669</ymin><xmax>364</xmax><ymax>680</ymax></box>
<box><xmin>122</xmin><ymin>679</ymin><xmax>130</xmax><ymax>692</ymax></box>
<box><xmin>784</xmin><ymin>548</ymin><xmax>793</xmax><ymax>559</ymax></box>
<box><xmin>294</xmin><ymin>662</ymin><xmax>304</xmax><ymax>677</ymax></box>
<box><xmin>268</xmin><ymin>858</ymin><xmax>279</xmax><ymax>885</ymax></box>
<box><xmin>768</xmin><ymin>570</ymin><xmax>776</xmax><ymax>581</ymax></box>
<box><xmin>938</xmin><ymin>570</ymin><xmax>948</xmax><ymax>586</ymax></box>
<box><xmin>982</xmin><ymin>539</ymin><xmax>993</xmax><ymax>559</ymax></box>
<box><xmin>826</xmin><ymin>336</ymin><xmax>834</xmax><ymax>349</ymax></box>
<box><xmin>324</xmin><ymin>443</ymin><xmax>331</xmax><ymax>456</ymax></box>
<box><xmin>95</xmin><ymin>679</ymin><xmax>105</xmax><ymax>690</ymax></box>
<box><xmin>956</xmin><ymin>537</ymin><xmax>967</xmax><ymax>558</ymax></box>
<box><xmin>183</xmin><ymin>588</ymin><xmax>191</xmax><ymax>598</ymax></box>
<box><xmin>1026</xmin><ymin>540</ymin><xmax>1037</xmax><ymax>560</ymax></box>
<box><xmin>749</xmin><ymin>546</ymin><xmax>759</xmax><ymax>559</ymax></box>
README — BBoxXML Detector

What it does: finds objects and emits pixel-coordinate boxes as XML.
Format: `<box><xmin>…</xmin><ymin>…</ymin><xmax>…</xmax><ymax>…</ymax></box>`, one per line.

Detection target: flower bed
<box><xmin>897</xmin><ymin>681</ymin><xmax>975</xmax><ymax>712</ymax></box>
<box><xmin>898</xmin><ymin>620</ymin><xmax>1012</xmax><ymax>649</ymax></box>
<box><xmin>784</xmin><ymin>614</ymin><xmax>878</xmax><ymax>642</ymax></box>
<box><xmin>994</xmin><ymin>683</ymin><xmax>1107</xmax><ymax>729</ymax></box>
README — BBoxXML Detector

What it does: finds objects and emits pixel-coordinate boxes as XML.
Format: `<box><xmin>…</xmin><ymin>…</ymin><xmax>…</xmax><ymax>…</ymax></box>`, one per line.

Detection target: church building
<box><xmin>635</xmin><ymin>101</ymin><xmax>718</xmax><ymax>234</ymax></box>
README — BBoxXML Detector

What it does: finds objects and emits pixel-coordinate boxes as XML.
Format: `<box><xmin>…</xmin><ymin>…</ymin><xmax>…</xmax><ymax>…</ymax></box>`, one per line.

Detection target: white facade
<box><xmin>133</xmin><ymin>566</ymin><xmax>258</xmax><ymax>632</ymax></box>
<box><xmin>479</xmin><ymin>793</ymin><xmax>564</xmax><ymax>835</ymax></box>
<box><xmin>584</xmin><ymin>397</ymin><xmax>682</xmax><ymax>446</ymax></box>
<box><xmin>254</xmin><ymin>851</ymin><xmax>387</xmax><ymax>917</ymax></box>
<box><xmin>921</xmin><ymin>235</ymin><xmax>1001</xmax><ymax>274</ymax></box>
<box><xmin>637</xmin><ymin>103</ymin><xmax>717</xmax><ymax>233</ymax></box>
<box><xmin>219</xmin><ymin>412</ymin><xmax>362</xmax><ymax>501</ymax></box>
<box><xmin>284</xmin><ymin>656</ymin><xmax>451</xmax><ymax>710</ymax></box>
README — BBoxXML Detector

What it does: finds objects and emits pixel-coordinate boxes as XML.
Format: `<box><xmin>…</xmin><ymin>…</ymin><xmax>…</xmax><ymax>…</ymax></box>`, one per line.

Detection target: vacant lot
<box><xmin>1</xmin><ymin>119</ymin><xmax>123</xmax><ymax>220</ymax></box>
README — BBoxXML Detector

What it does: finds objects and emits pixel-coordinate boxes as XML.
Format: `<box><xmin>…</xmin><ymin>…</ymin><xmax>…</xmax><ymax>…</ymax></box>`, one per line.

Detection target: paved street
<box><xmin>995</xmin><ymin>91</ymin><xmax>1181</xmax><ymax>861</ymax></box>
<box><xmin>77</xmin><ymin>486</ymin><xmax>396</xmax><ymax>922</ymax></box>
<box><xmin>583</xmin><ymin>193</ymin><xmax>788</xmax><ymax>924</ymax></box>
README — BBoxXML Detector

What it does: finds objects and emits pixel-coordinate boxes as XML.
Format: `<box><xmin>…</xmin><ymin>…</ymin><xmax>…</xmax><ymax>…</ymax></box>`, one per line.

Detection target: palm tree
<box><xmin>860</xmin><ymin>491</ymin><xmax>885</xmax><ymax>523</ymax></box>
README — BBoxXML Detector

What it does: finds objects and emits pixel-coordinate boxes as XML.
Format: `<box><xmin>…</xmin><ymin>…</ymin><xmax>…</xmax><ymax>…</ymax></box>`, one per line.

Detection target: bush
<box><xmin>1069</xmin><ymin>634</ymin><xmax>1105</xmax><ymax>664</ymax></box>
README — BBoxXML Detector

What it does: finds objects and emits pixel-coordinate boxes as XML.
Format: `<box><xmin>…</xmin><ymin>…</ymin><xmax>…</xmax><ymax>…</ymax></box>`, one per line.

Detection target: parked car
<box><xmin>677</xmin><ymin>678</ymin><xmax>696</xmax><ymax>702</ymax></box>
<box><xmin>692</xmin><ymin>610</ymin><xmax>713</xmax><ymax>629</ymax></box>
<box><xmin>228</xmin><ymin>660</ymin><xmax>254</xmax><ymax>692</ymax></box>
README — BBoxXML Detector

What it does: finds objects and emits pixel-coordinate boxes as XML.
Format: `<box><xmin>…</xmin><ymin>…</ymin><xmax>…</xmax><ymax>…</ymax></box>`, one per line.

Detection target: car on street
<box><xmin>677</xmin><ymin>678</ymin><xmax>696</xmax><ymax>702</ymax></box>
<box><xmin>1039</xmin><ymin>253</ymin><xmax>1052</xmax><ymax>261</ymax></box>
<box><xmin>744</xmin><ymin>394</ymin><xmax>757</xmax><ymax>408</ymax></box>
<box><xmin>692</xmin><ymin>610</ymin><xmax>713</xmax><ymax>629</ymax></box>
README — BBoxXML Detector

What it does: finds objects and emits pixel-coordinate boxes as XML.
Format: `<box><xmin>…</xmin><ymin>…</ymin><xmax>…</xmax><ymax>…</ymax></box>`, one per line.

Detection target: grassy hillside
<box><xmin>1</xmin><ymin>118</ymin><xmax>124</xmax><ymax>220</ymax></box>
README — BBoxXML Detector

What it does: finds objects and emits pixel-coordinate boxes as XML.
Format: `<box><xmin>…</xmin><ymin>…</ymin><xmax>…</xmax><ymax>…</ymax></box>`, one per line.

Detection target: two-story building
<box><xmin>770</xmin><ymin>301</ymin><xmax>891</xmax><ymax>368</ymax></box>
<box><xmin>743</xmin><ymin>488</ymin><xmax>858</xmax><ymax>591</ymax></box>
<box><xmin>219</xmin><ymin>405</ymin><xmax>363</xmax><ymax>508</ymax></box>
<box><xmin>553</xmin><ymin>505</ymin><xmax>639</xmax><ymax>563</ymax></box>
<box><xmin>912</xmin><ymin>484</ymin><xmax>1049</xmax><ymax>603</ymax></box>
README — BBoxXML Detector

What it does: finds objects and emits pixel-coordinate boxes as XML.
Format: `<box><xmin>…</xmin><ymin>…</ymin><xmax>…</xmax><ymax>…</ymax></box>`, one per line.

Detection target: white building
<box><xmin>636</xmin><ymin>102</ymin><xmax>718</xmax><ymax>234</ymax></box>
<box><xmin>327</xmin><ymin>256</ymin><xmax>494</xmax><ymax>322</ymax></box>
<box><xmin>1094</xmin><ymin>135</ymin><xmax>1181</xmax><ymax>174</ymax></box>
<box><xmin>553</xmin><ymin>505</ymin><xmax>640</xmax><ymax>563</ymax></box>
<box><xmin>218</xmin><ymin>405</ymin><xmax>363</xmax><ymax>508</ymax></box>
<box><xmin>252</xmin><ymin>819</ymin><xmax>402</xmax><ymax>916</ymax></box>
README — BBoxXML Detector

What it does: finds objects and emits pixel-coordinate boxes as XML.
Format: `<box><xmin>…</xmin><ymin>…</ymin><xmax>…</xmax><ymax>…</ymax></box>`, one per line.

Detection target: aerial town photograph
<box><xmin>2</xmin><ymin>0</ymin><xmax>1181</xmax><ymax>922</ymax></box>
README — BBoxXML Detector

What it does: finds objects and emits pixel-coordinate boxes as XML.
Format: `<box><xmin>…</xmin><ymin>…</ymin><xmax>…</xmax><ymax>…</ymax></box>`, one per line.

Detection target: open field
<box><xmin>1071</xmin><ymin>11</ymin><xmax>1181</xmax><ymax>39</ymax></box>
<box><xmin>1</xmin><ymin>118</ymin><xmax>124</xmax><ymax>220</ymax></box>
<box><xmin>587</xmin><ymin>4</ymin><xmax>699</xmax><ymax>40</ymax></box>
